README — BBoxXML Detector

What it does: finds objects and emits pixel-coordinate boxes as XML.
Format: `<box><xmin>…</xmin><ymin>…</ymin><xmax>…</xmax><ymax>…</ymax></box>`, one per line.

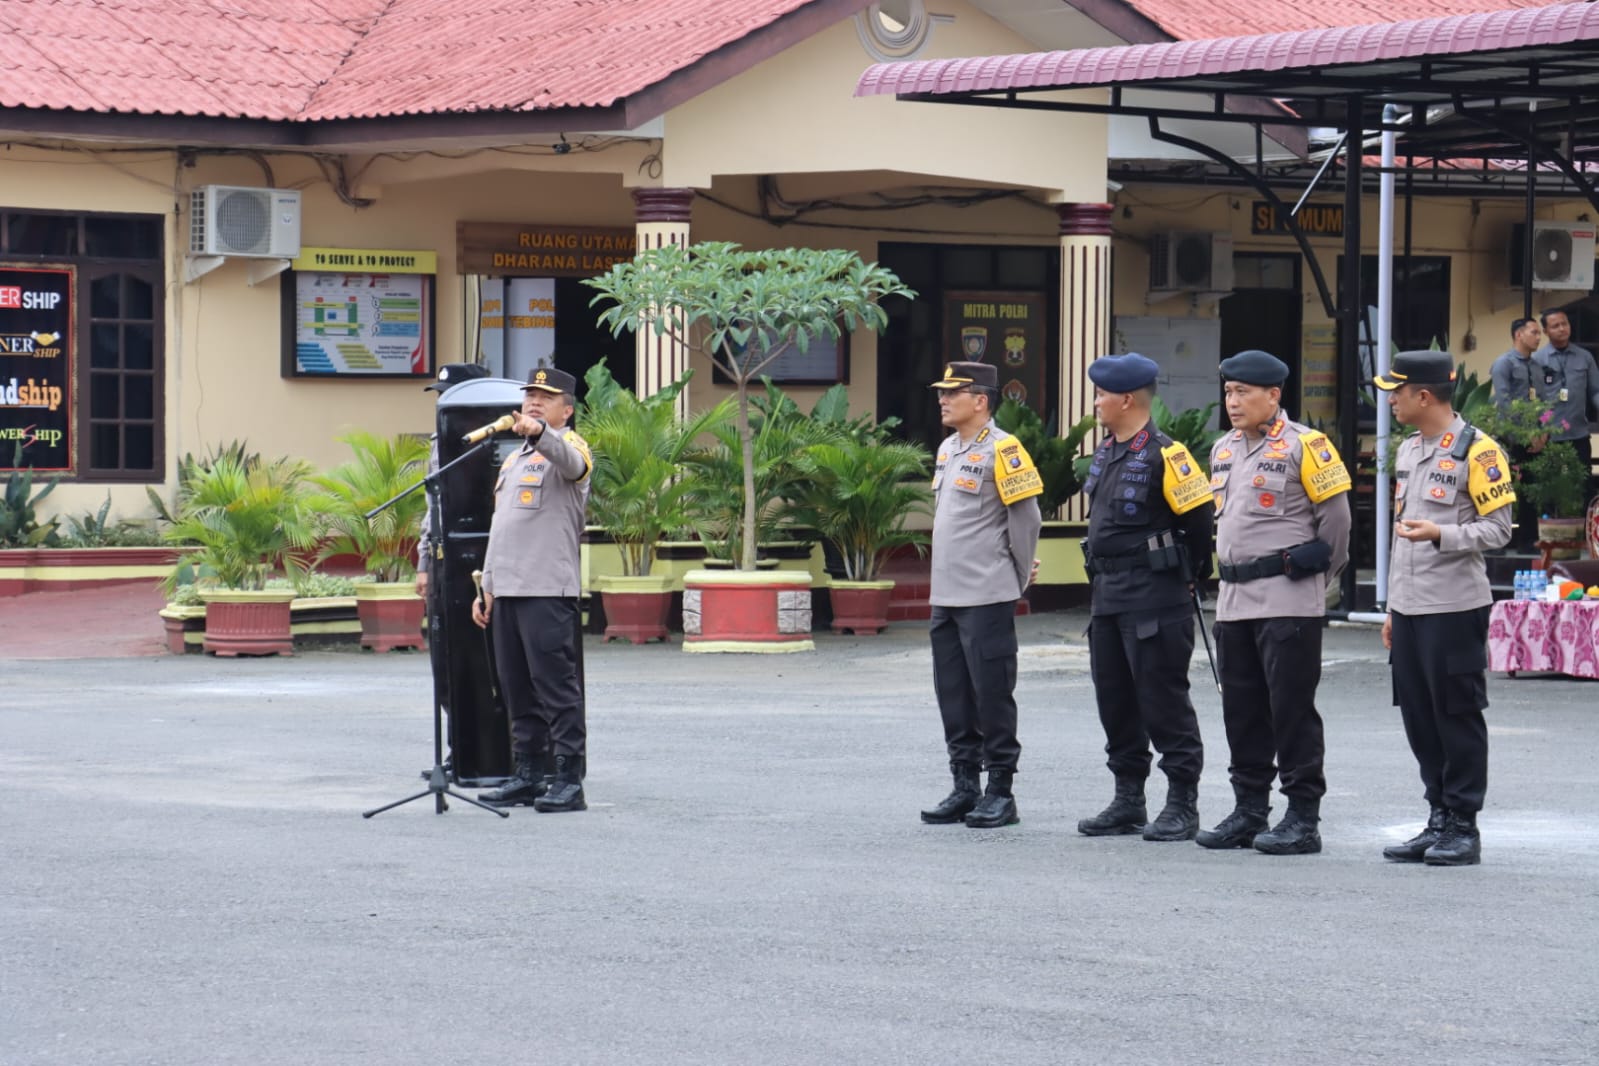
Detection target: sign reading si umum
<box><xmin>457</xmin><ymin>222</ymin><xmax>637</xmax><ymax>277</ymax></box>
<box><xmin>1251</xmin><ymin>202</ymin><xmax>1344</xmax><ymax>238</ymax></box>
<box><xmin>1</xmin><ymin>264</ymin><xmax>74</xmax><ymax>474</ymax></box>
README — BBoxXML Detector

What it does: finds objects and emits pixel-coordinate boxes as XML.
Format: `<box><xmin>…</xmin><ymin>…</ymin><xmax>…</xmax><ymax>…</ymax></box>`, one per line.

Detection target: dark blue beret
<box><xmin>1087</xmin><ymin>353</ymin><xmax>1160</xmax><ymax>393</ymax></box>
<box><xmin>1219</xmin><ymin>349</ymin><xmax>1289</xmax><ymax>386</ymax></box>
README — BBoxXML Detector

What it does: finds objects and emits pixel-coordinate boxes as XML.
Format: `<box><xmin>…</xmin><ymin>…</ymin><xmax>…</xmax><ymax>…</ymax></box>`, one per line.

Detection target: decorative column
<box><xmin>1057</xmin><ymin>202</ymin><xmax>1114</xmax><ymax>522</ymax></box>
<box><xmin>631</xmin><ymin>187</ymin><xmax>696</xmax><ymax>415</ymax></box>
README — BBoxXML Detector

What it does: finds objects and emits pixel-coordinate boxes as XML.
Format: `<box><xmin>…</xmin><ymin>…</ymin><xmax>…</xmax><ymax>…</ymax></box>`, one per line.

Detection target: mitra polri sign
<box><xmin>1</xmin><ymin>265</ymin><xmax>74</xmax><ymax>474</ymax></box>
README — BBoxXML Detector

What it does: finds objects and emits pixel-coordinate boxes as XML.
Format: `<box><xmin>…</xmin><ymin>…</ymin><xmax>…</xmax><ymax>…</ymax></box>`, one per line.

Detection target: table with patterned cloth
<box><xmin>1488</xmin><ymin>600</ymin><xmax>1599</xmax><ymax>679</ymax></box>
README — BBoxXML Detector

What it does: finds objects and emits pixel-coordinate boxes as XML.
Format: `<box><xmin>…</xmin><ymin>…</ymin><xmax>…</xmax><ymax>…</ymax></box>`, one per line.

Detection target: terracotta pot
<box><xmin>199</xmin><ymin>589</ymin><xmax>297</xmax><ymax>657</ymax></box>
<box><xmin>681</xmin><ymin>569</ymin><xmax>814</xmax><ymax>654</ymax></box>
<box><xmin>596</xmin><ymin>574</ymin><xmax>674</xmax><ymax>644</ymax></box>
<box><xmin>828</xmin><ymin>579</ymin><xmax>896</xmax><ymax>635</ymax></box>
<box><xmin>353</xmin><ymin>581</ymin><xmax>425</xmax><ymax>652</ymax></box>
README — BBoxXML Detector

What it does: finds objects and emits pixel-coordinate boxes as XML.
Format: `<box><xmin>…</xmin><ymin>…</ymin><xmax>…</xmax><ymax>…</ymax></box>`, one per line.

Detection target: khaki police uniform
<box><xmin>928</xmin><ymin>419</ymin><xmax>1043</xmax><ymax>774</ymax></box>
<box><xmin>1082</xmin><ymin>422</ymin><xmax>1214</xmax><ymax>787</ymax></box>
<box><xmin>1209</xmin><ymin>413</ymin><xmax>1351</xmax><ymax>806</ymax></box>
<box><xmin>482</xmin><ymin>424</ymin><xmax>592</xmax><ymax>763</ymax></box>
<box><xmin>1388</xmin><ymin>413</ymin><xmax>1513</xmax><ymax>815</ymax></box>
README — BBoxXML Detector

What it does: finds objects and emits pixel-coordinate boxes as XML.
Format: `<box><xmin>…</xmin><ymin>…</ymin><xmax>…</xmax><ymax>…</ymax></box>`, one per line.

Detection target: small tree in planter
<box><xmin>579</xmin><ymin>362</ymin><xmax>732</xmax><ymax>642</ymax></box>
<box><xmin>161</xmin><ymin>455</ymin><xmax>317</xmax><ymax>656</ymax></box>
<box><xmin>586</xmin><ymin>242</ymin><xmax>912</xmax><ymax>652</ymax></box>
<box><xmin>308</xmin><ymin>430</ymin><xmax>431</xmax><ymax>652</ymax></box>
<box><xmin>789</xmin><ymin>436</ymin><xmax>933</xmax><ymax>634</ymax></box>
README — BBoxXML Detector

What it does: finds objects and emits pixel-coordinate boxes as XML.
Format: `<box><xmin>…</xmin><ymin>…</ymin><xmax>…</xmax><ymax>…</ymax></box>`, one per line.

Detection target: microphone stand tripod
<box><xmin>364</xmin><ymin>434</ymin><xmax>509</xmax><ymax>819</ymax></box>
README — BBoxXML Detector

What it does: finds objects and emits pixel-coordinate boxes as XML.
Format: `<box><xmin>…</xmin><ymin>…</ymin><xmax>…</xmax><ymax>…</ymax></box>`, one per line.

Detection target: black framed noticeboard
<box><xmin>280</xmin><ymin>269</ymin><xmax>436</xmax><ymax>378</ymax></box>
<box><xmin>710</xmin><ymin>323</ymin><xmax>850</xmax><ymax>386</ymax></box>
<box><xmin>1</xmin><ymin>263</ymin><xmax>76</xmax><ymax>473</ymax></box>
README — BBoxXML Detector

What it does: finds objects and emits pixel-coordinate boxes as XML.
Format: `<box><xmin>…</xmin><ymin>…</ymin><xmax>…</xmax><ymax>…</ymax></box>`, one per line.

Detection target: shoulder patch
<box><xmin>1466</xmin><ymin>435</ymin><xmax>1515</xmax><ymax>515</ymax></box>
<box><xmin>993</xmin><ymin>438</ymin><xmax>1043</xmax><ymax>506</ymax></box>
<box><xmin>1298</xmin><ymin>431</ymin><xmax>1351</xmax><ymax>502</ymax></box>
<box><xmin>1160</xmin><ymin>441</ymin><xmax>1213</xmax><ymax>514</ymax></box>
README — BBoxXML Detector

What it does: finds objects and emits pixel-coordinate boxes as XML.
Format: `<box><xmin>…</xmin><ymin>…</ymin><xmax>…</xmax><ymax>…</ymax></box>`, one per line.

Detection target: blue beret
<box><xmin>1219</xmin><ymin>349</ymin><xmax>1289</xmax><ymax>386</ymax></box>
<box><xmin>1087</xmin><ymin>353</ymin><xmax>1160</xmax><ymax>393</ymax></box>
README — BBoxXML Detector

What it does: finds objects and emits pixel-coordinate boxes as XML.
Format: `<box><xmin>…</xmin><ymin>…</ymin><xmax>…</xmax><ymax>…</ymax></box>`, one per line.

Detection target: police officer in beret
<box><xmin>1077</xmin><ymin>353</ymin><xmax>1215</xmax><ymax>841</ymax></box>
<box><xmin>474</xmin><ymin>367</ymin><xmax>593</xmax><ymax>813</ymax></box>
<box><xmin>919</xmin><ymin>361</ymin><xmax>1043</xmax><ymax>829</ymax></box>
<box><xmin>1200</xmin><ymin>349</ymin><xmax>1350</xmax><ymax>855</ymax></box>
<box><xmin>1377</xmin><ymin>350</ymin><xmax>1513</xmax><ymax>866</ymax></box>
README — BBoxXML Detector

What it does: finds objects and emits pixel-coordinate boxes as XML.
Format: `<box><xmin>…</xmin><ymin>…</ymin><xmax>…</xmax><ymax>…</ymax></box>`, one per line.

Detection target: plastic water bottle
<box><xmin>1514</xmin><ymin>571</ymin><xmax>1527</xmax><ymax>600</ymax></box>
<box><xmin>1533</xmin><ymin>569</ymin><xmax>1548</xmax><ymax>601</ymax></box>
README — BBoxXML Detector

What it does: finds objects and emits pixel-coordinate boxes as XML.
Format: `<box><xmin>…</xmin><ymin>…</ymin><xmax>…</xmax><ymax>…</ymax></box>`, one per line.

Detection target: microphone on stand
<box><xmin>461</xmin><ymin>413</ymin><xmax>515</xmax><ymax>444</ymax></box>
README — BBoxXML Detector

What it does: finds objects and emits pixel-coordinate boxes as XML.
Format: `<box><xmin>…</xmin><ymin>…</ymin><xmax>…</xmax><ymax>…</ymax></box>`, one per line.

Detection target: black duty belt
<box><xmin>1085</xmin><ymin>552</ymin><xmax>1151</xmax><ymax>574</ymax></box>
<box><xmin>1219</xmin><ymin>553</ymin><xmax>1288</xmax><ymax>583</ymax></box>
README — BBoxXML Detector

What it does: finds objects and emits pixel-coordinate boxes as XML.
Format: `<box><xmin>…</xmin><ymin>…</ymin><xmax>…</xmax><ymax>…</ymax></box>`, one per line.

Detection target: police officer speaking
<box><xmin>1200</xmin><ymin>349</ymin><xmax>1350</xmax><ymax>855</ymax></box>
<box><xmin>1077</xmin><ymin>353</ymin><xmax>1215</xmax><ymax>842</ymax></box>
<box><xmin>919</xmin><ymin>361</ymin><xmax>1043</xmax><ymax>829</ymax></box>
<box><xmin>474</xmin><ymin>367</ymin><xmax>593</xmax><ymax>813</ymax></box>
<box><xmin>1377</xmin><ymin>350</ymin><xmax>1513</xmax><ymax>866</ymax></box>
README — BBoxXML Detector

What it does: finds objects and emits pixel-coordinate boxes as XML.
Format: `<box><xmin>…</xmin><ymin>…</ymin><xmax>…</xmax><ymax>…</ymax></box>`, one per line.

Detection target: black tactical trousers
<box><xmin>930</xmin><ymin>601</ymin><xmax>1022</xmax><ymax>772</ymax></box>
<box><xmin>491</xmin><ymin>596</ymin><xmax>586</xmax><ymax>759</ymax></box>
<box><xmin>1088</xmin><ymin>609</ymin><xmax>1203</xmax><ymax>784</ymax></box>
<box><xmin>1214</xmin><ymin>617</ymin><xmax>1327</xmax><ymax>801</ymax></box>
<box><xmin>1390</xmin><ymin>607</ymin><xmax>1491</xmax><ymax>814</ymax></box>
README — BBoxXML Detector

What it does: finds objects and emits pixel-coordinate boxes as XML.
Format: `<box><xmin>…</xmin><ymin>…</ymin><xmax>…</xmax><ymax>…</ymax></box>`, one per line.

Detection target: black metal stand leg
<box><xmin>364</xmin><ymin>764</ymin><xmax>510</xmax><ymax>819</ymax></box>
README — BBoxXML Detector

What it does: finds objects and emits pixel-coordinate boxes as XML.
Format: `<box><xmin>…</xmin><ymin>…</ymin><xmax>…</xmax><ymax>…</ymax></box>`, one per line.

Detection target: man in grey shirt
<box><xmin>1489</xmin><ymin>318</ymin><xmax>1547</xmax><ymax>549</ymax></box>
<box><xmin>919</xmin><ymin>361</ymin><xmax>1043</xmax><ymax>830</ymax></box>
<box><xmin>1535</xmin><ymin>308</ymin><xmax>1599</xmax><ymax>499</ymax></box>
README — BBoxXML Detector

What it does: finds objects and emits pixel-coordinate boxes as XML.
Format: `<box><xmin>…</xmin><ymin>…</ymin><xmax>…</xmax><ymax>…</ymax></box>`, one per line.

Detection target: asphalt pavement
<box><xmin>3</xmin><ymin>611</ymin><xmax>1596</xmax><ymax>1065</ymax></box>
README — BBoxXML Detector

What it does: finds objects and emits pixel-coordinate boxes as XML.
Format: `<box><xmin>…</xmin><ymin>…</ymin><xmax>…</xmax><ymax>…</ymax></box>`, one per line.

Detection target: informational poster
<box><xmin>1</xmin><ymin>264</ymin><xmax>75</xmax><ymax>473</ymax></box>
<box><xmin>288</xmin><ymin>270</ymin><xmax>432</xmax><ymax>377</ymax></box>
<box><xmin>504</xmin><ymin>278</ymin><xmax>556</xmax><ymax>382</ymax></box>
<box><xmin>1300</xmin><ymin>324</ymin><xmax>1338</xmax><ymax>427</ymax></box>
<box><xmin>942</xmin><ymin>290</ymin><xmax>1046</xmax><ymax>416</ymax></box>
<box><xmin>1111</xmin><ymin>315</ymin><xmax>1223</xmax><ymax>429</ymax></box>
<box><xmin>477</xmin><ymin>277</ymin><xmax>505</xmax><ymax>372</ymax></box>
<box><xmin>716</xmin><ymin>328</ymin><xmax>848</xmax><ymax>385</ymax></box>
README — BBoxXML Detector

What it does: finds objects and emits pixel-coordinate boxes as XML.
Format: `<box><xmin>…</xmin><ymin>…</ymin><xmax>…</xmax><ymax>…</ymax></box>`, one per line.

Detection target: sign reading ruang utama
<box><xmin>0</xmin><ymin>264</ymin><xmax>75</xmax><ymax>474</ymax></box>
<box><xmin>456</xmin><ymin>222</ymin><xmax>637</xmax><ymax>277</ymax></box>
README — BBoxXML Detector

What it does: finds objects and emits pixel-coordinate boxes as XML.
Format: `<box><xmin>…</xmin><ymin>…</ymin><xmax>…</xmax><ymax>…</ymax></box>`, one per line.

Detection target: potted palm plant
<box><xmin>162</xmin><ymin>455</ymin><xmax>317</xmax><ymax>656</ymax></box>
<box><xmin>309</xmin><ymin>430</ymin><xmax>431</xmax><ymax>652</ymax></box>
<box><xmin>580</xmin><ymin>363</ymin><xmax>732</xmax><ymax>643</ymax></box>
<box><xmin>789</xmin><ymin>436</ymin><xmax>933</xmax><ymax>634</ymax></box>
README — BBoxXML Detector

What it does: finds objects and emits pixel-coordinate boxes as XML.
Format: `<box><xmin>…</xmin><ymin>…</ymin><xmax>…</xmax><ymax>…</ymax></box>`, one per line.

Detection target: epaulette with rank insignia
<box><xmin>564</xmin><ymin>429</ymin><xmax>594</xmax><ymax>480</ymax></box>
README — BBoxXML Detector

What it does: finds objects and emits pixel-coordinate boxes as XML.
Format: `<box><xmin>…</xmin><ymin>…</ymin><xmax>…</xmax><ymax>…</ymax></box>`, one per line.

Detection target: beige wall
<box><xmin>1111</xmin><ymin>182</ymin><xmax>1599</xmax><ymax>384</ymax></box>
<box><xmin>661</xmin><ymin>0</ymin><xmax>1108</xmax><ymax>203</ymax></box>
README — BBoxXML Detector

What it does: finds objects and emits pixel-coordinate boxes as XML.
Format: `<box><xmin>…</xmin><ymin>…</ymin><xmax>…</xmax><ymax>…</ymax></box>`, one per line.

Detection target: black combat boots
<box><xmin>964</xmin><ymin>768</ymin><xmax>1019</xmax><ymax>828</ymax></box>
<box><xmin>478</xmin><ymin>753</ymin><xmax>545</xmax><ymax>807</ymax></box>
<box><xmin>533</xmin><ymin>754</ymin><xmax>586</xmax><ymax>813</ymax></box>
<box><xmin>1252</xmin><ymin>798</ymin><xmax>1322</xmax><ymax>855</ymax></box>
<box><xmin>1143</xmin><ymin>780</ymin><xmax>1200</xmax><ymax>841</ymax></box>
<box><xmin>1423</xmin><ymin>810</ymin><xmax>1481</xmax><ymax>866</ymax></box>
<box><xmin>1077</xmin><ymin>776</ymin><xmax>1147</xmax><ymax>836</ymax></box>
<box><xmin>1196</xmin><ymin>791</ymin><xmax>1271</xmax><ymax>849</ymax></box>
<box><xmin>1382</xmin><ymin>805</ymin><xmax>1448</xmax><ymax>862</ymax></box>
<box><xmin>920</xmin><ymin>762</ymin><xmax>982</xmax><ymax>824</ymax></box>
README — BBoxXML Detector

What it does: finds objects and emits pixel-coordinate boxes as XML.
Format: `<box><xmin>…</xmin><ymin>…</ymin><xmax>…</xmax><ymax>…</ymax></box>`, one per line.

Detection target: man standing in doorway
<box><xmin>1076</xmin><ymin>353</ymin><xmax>1213</xmax><ymax>842</ymax></box>
<box><xmin>919</xmin><ymin>361</ymin><xmax>1043</xmax><ymax>830</ymax></box>
<box><xmin>1199</xmin><ymin>350</ymin><xmax>1350</xmax><ymax>855</ymax></box>
<box><xmin>1377</xmin><ymin>350</ymin><xmax>1513</xmax><ymax>865</ymax></box>
<box><xmin>1535</xmin><ymin>308</ymin><xmax>1599</xmax><ymax>500</ymax></box>
<box><xmin>474</xmin><ymin>367</ymin><xmax>592</xmax><ymax>813</ymax></box>
<box><xmin>1489</xmin><ymin>318</ymin><xmax>1549</xmax><ymax>550</ymax></box>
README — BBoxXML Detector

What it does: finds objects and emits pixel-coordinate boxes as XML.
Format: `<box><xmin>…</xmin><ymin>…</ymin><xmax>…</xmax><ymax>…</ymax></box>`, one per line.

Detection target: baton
<box><xmin>1192</xmin><ymin>583</ymin><xmax>1221</xmax><ymax>693</ymax></box>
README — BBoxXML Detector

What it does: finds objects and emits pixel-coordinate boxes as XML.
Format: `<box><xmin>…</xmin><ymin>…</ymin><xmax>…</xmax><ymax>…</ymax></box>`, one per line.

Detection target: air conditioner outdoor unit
<box><xmin>1149</xmin><ymin>230</ymin><xmax>1234</xmax><ymax>294</ymax></box>
<box><xmin>1508</xmin><ymin>220</ymin><xmax>1596</xmax><ymax>290</ymax></box>
<box><xmin>188</xmin><ymin>185</ymin><xmax>302</xmax><ymax>258</ymax></box>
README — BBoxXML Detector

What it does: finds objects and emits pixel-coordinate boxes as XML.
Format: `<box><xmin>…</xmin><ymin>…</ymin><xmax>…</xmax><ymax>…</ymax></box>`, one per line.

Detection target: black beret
<box><xmin>1219</xmin><ymin>349</ymin><xmax>1290</xmax><ymax>386</ymax></box>
<box><xmin>1374</xmin><ymin>350</ymin><xmax>1455</xmax><ymax>391</ymax></box>
<box><xmin>1087</xmin><ymin>352</ymin><xmax>1160</xmax><ymax>394</ymax></box>
<box><xmin>424</xmin><ymin>362</ymin><xmax>492</xmax><ymax>392</ymax></box>
<box><xmin>929</xmin><ymin>361</ymin><xmax>998</xmax><ymax>390</ymax></box>
<box><xmin>523</xmin><ymin>366</ymin><xmax>578</xmax><ymax>395</ymax></box>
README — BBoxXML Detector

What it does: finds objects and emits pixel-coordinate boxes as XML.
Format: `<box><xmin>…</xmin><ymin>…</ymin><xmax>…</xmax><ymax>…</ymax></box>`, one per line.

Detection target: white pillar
<box><xmin>1057</xmin><ymin>202</ymin><xmax>1114</xmax><ymax>522</ymax></box>
<box><xmin>631</xmin><ymin>187</ymin><xmax>695</xmax><ymax>415</ymax></box>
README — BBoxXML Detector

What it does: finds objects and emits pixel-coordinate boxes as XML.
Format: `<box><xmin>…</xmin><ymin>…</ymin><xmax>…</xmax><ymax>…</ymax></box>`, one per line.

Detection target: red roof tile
<box><xmin>1120</xmin><ymin>0</ymin><xmax>1567</xmax><ymax>40</ymax></box>
<box><xmin>0</xmin><ymin>0</ymin><xmax>837</xmax><ymax>123</ymax></box>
